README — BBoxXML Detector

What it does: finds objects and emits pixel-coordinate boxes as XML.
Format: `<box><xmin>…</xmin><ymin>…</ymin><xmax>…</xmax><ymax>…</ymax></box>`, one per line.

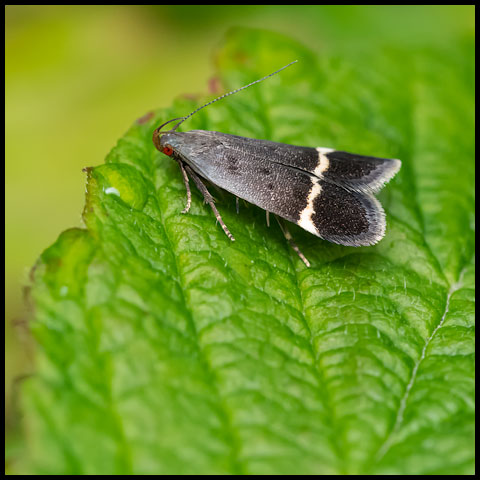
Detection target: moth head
<box><xmin>152</xmin><ymin>116</ymin><xmax>185</xmax><ymax>156</ymax></box>
<box><xmin>156</xmin><ymin>131</ymin><xmax>183</xmax><ymax>158</ymax></box>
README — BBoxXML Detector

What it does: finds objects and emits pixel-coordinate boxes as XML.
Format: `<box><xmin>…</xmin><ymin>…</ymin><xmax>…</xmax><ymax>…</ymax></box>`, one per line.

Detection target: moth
<box><xmin>152</xmin><ymin>61</ymin><xmax>401</xmax><ymax>266</ymax></box>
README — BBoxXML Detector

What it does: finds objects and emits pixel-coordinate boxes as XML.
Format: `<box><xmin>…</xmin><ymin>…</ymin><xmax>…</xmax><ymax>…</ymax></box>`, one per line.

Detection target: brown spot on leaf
<box><xmin>136</xmin><ymin>111</ymin><xmax>155</xmax><ymax>124</ymax></box>
<box><xmin>208</xmin><ymin>76</ymin><xmax>223</xmax><ymax>94</ymax></box>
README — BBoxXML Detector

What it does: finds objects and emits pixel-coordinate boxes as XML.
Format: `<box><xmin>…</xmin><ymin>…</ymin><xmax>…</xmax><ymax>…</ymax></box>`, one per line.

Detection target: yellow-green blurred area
<box><xmin>5</xmin><ymin>4</ymin><xmax>474</xmax><ymax>460</ymax></box>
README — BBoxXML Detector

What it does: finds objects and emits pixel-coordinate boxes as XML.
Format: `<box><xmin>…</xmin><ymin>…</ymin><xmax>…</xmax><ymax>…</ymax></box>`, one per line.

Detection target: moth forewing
<box><xmin>160</xmin><ymin>130</ymin><xmax>398</xmax><ymax>247</ymax></box>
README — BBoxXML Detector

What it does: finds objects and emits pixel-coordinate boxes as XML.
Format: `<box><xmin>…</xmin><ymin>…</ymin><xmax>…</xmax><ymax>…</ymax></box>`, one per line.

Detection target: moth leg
<box><xmin>175</xmin><ymin>159</ymin><xmax>191</xmax><ymax>214</ymax></box>
<box><xmin>275</xmin><ymin>217</ymin><xmax>311</xmax><ymax>268</ymax></box>
<box><xmin>184</xmin><ymin>165</ymin><xmax>236</xmax><ymax>242</ymax></box>
<box><xmin>266</xmin><ymin>211</ymin><xmax>270</xmax><ymax>227</ymax></box>
<box><xmin>236</xmin><ymin>197</ymin><xmax>240</xmax><ymax>214</ymax></box>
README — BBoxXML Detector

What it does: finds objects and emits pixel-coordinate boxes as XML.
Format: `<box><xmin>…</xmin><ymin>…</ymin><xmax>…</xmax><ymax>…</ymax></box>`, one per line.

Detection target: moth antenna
<box><xmin>155</xmin><ymin>117</ymin><xmax>186</xmax><ymax>132</ymax></box>
<box><xmin>170</xmin><ymin>60</ymin><xmax>298</xmax><ymax>132</ymax></box>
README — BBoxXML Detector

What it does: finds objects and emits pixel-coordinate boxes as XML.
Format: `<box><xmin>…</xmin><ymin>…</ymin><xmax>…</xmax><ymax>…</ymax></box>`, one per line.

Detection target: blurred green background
<box><xmin>5</xmin><ymin>4</ymin><xmax>474</xmax><ymax>461</ymax></box>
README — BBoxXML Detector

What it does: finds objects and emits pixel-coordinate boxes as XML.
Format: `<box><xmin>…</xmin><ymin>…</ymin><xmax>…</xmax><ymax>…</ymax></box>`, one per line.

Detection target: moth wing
<box><xmin>169</xmin><ymin>131</ymin><xmax>392</xmax><ymax>246</ymax></box>
<box><xmin>201</xmin><ymin>132</ymin><xmax>401</xmax><ymax>194</ymax></box>
<box><xmin>186</xmin><ymin>144</ymin><xmax>385</xmax><ymax>246</ymax></box>
<box><xmin>312</xmin><ymin>149</ymin><xmax>401</xmax><ymax>194</ymax></box>
<box><xmin>298</xmin><ymin>179</ymin><xmax>386</xmax><ymax>246</ymax></box>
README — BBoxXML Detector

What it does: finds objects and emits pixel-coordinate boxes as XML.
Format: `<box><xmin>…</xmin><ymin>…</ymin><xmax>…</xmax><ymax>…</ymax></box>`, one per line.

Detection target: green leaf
<box><xmin>21</xmin><ymin>27</ymin><xmax>474</xmax><ymax>475</ymax></box>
